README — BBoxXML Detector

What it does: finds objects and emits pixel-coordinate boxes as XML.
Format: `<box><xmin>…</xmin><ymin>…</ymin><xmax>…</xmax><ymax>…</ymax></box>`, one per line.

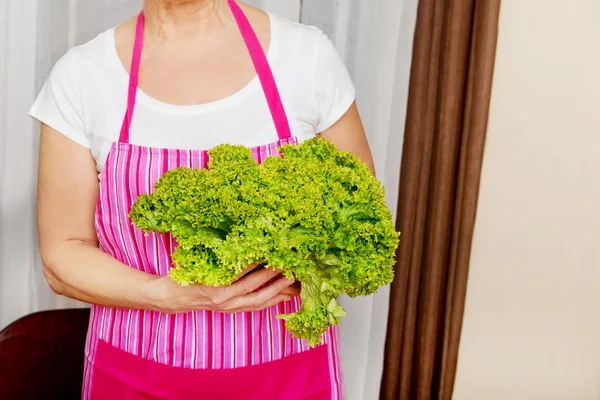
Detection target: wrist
<box><xmin>141</xmin><ymin>275</ymin><xmax>169</xmax><ymax>312</ymax></box>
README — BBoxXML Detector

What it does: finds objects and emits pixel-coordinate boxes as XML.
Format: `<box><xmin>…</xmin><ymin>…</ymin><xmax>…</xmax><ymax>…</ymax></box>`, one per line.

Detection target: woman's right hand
<box><xmin>149</xmin><ymin>266</ymin><xmax>295</xmax><ymax>314</ymax></box>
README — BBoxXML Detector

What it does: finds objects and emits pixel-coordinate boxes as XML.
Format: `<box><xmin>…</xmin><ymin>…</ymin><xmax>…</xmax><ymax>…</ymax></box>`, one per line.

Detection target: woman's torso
<box><xmin>46</xmin><ymin>12</ymin><xmax>353</xmax><ymax>178</ymax></box>
<box><xmin>30</xmin><ymin>6</ymin><xmax>354</xmax><ymax>398</ymax></box>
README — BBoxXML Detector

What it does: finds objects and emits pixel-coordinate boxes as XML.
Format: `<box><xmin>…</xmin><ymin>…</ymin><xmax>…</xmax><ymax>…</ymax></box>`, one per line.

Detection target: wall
<box><xmin>454</xmin><ymin>1</ymin><xmax>600</xmax><ymax>399</ymax></box>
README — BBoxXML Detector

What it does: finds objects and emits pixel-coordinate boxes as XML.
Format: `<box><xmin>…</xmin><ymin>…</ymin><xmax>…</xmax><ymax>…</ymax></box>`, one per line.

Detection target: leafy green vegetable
<box><xmin>130</xmin><ymin>138</ymin><xmax>400</xmax><ymax>346</ymax></box>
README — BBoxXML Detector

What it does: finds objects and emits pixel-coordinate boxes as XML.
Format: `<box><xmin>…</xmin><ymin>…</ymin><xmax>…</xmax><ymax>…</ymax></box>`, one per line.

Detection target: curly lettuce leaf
<box><xmin>129</xmin><ymin>137</ymin><xmax>400</xmax><ymax>345</ymax></box>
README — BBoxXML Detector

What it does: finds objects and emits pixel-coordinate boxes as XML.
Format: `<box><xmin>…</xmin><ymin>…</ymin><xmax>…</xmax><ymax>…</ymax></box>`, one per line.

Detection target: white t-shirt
<box><xmin>29</xmin><ymin>13</ymin><xmax>355</xmax><ymax>178</ymax></box>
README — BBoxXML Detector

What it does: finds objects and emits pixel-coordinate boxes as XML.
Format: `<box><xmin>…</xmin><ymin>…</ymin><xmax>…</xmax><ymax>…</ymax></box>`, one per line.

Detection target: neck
<box><xmin>143</xmin><ymin>0</ymin><xmax>230</xmax><ymax>38</ymax></box>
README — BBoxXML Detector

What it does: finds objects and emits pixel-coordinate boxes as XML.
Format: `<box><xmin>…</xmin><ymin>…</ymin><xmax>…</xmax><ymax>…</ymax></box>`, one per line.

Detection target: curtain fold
<box><xmin>380</xmin><ymin>0</ymin><xmax>501</xmax><ymax>399</ymax></box>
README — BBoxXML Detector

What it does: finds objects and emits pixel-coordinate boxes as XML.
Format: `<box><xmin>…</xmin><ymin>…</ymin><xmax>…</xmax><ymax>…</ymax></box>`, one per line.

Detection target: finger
<box><xmin>230</xmin><ymin>294</ymin><xmax>291</xmax><ymax>313</ymax></box>
<box><xmin>224</xmin><ymin>267</ymin><xmax>284</xmax><ymax>300</ymax></box>
<box><xmin>221</xmin><ymin>276</ymin><xmax>293</xmax><ymax>311</ymax></box>
<box><xmin>259</xmin><ymin>294</ymin><xmax>292</xmax><ymax>309</ymax></box>
<box><xmin>280</xmin><ymin>282</ymin><xmax>301</xmax><ymax>297</ymax></box>
<box><xmin>232</xmin><ymin>276</ymin><xmax>294</xmax><ymax>310</ymax></box>
<box><xmin>234</xmin><ymin>263</ymin><xmax>259</xmax><ymax>280</ymax></box>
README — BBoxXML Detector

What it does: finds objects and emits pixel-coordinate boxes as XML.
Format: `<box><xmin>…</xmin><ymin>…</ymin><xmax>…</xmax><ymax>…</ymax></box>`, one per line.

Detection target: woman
<box><xmin>30</xmin><ymin>0</ymin><xmax>374</xmax><ymax>399</ymax></box>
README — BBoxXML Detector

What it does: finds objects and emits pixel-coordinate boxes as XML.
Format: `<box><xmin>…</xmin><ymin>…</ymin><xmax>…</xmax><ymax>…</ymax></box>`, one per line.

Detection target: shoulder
<box><xmin>38</xmin><ymin>23</ymin><xmax>121</xmax><ymax>98</ymax></box>
<box><xmin>54</xmin><ymin>28</ymin><xmax>116</xmax><ymax>78</ymax></box>
<box><xmin>269</xmin><ymin>14</ymin><xmax>355</xmax><ymax>133</ymax></box>
<box><xmin>29</xmin><ymin>27</ymin><xmax>121</xmax><ymax>148</ymax></box>
<box><xmin>32</xmin><ymin>25</ymin><xmax>122</xmax><ymax>115</ymax></box>
<box><xmin>270</xmin><ymin>13</ymin><xmax>322</xmax><ymax>38</ymax></box>
<box><xmin>32</xmin><ymin>27</ymin><xmax>114</xmax><ymax>105</ymax></box>
<box><xmin>270</xmin><ymin>14</ymin><xmax>346</xmax><ymax>80</ymax></box>
<box><xmin>270</xmin><ymin>13</ymin><xmax>330</xmax><ymax>54</ymax></box>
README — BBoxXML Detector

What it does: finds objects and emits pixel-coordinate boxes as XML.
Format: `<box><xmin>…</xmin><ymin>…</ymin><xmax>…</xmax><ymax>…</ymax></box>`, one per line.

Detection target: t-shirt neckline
<box><xmin>106</xmin><ymin>12</ymin><xmax>279</xmax><ymax>114</ymax></box>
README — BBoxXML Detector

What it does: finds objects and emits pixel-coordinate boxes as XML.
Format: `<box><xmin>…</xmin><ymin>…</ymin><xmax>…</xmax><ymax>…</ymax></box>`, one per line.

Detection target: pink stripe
<box><xmin>126</xmin><ymin>150</ymin><xmax>145</xmax><ymax>272</ymax></box>
<box><xmin>274</xmin><ymin>302</ymin><xmax>282</xmax><ymax>359</ymax></box>
<box><xmin>115</xmin><ymin>309</ymin><xmax>124</xmax><ymax>348</ymax></box>
<box><xmin>156</xmin><ymin>312</ymin><xmax>164</xmax><ymax>364</ymax></box>
<box><xmin>125</xmin><ymin>311</ymin><xmax>133</xmax><ymax>354</ymax></box>
<box><xmin>133</xmin><ymin>310</ymin><xmax>140</xmax><ymax>356</ymax></box>
<box><xmin>214</xmin><ymin>312</ymin><xmax>222</xmax><ymax>369</ymax></box>
<box><xmin>191</xmin><ymin>311</ymin><xmax>198</xmax><ymax>369</ymax></box>
<box><xmin>245</xmin><ymin>311</ymin><xmax>252</xmax><ymax>367</ymax></box>
<box><xmin>102</xmin><ymin>151</ymin><xmax>126</xmax><ymax>265</ymax></box>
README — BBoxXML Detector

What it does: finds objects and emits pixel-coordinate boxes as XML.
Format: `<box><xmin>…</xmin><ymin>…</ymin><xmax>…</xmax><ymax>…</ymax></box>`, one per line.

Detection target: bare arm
<box><xmin>37</xmin><ymin>125</ymin><xmax>294</xmax><ymax>313</ymax></box>
<box><xmin>319</xmin><ymin>102</ymin><xmax>376</xmax><ymax>175</ymax></box>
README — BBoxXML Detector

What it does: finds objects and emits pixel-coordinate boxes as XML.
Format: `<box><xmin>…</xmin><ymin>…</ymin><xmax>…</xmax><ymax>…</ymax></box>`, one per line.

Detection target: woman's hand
<box><xmin>280</xmin><ymin>281</ymin><xmax>301</xmax><ymax>298</ymax></box>
<box><xmin>151</xmin><ymin>266</ymin><xmax>300</xmax><ymax>314</ymax></box>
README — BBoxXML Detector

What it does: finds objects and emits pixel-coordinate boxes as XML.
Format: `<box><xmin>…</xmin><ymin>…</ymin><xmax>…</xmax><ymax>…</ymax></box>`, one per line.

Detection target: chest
<box><xmin>136</xmin><ymin>38</ymin><xmax>259</xmax><ymax>106</ymax></box>
<box><xmin>85</xmin><ymin>87</ymin><xmax>316</xmax><ymax>179</ymax></box>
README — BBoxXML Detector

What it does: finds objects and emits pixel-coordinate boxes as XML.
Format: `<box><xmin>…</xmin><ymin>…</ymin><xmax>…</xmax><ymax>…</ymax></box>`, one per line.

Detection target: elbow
<box><xmin>39</xmin><ymin>248</ymin><xmax>67</xmax><ymax>296</ymax></box>
<box><xmin>41</xmin><ymin>263</ymin><xmax>66</xmax><ymax>296</ymax></box>
<box><xmin>39</xmin><ymin>238</ymin><xmax>95</xmax><ymax>296</ymax></box>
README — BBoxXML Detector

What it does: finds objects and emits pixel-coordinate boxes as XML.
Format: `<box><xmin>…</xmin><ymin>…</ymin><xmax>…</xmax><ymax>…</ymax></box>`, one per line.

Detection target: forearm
<box><xmin>42</xmin><ymin>240</ymin><xmax>163</xmax><ymax>311</ymax></box>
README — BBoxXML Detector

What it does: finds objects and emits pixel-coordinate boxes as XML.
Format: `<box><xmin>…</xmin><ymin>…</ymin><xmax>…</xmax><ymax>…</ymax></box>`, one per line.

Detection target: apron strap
<box><xmin>228</xmin><ymin>0</ymin><xmax>292</xmax><ymax>140</ymax></box>
<box><xmin>118</xmin><ymin>12</ymin><xmax>144</xmax><ymax>144</ymax></box>
<box><xmin>119</xmin><ymin>0</ymin><xmax>292</xmax><ymax>144</ymax></box>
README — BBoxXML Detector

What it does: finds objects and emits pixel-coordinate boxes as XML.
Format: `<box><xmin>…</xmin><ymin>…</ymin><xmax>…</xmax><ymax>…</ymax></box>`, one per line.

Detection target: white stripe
<box><xmin>251</xmin><ymin>312</ymin><xmax>255</xmax><ymax>365</ymax></box>
<box><xmin>191</xmin><ymin>311</ymin><xmax>197</xmax><ymax>368</ymax></box>
<box><xmin>140</xmin><ymin>310</ymin><xmax>146</xmax><ymax>357</ymax></box>
<box><xmin>154</xmin><ymin>313</ymin><xmax>161</xmax><ymax>363</ymax></box>
<box><xmin>164</xmin><ymin>313</ymin><xmax>169</xmax><ymax>365</ymax></box>
<box><xmin>266</xmin><ymin>308</ymin><xmax>272</xmax><ymax>361</ymax></box>
<box><xmin>100</xmin><ymin>306</ymin><xmax>107</xmax><ymax>343</ymax></box>
<box><xmin>125</xmin><ymin>310</ymin><xmax>133</xmax><ymax>353</ymax></box>
<box><xmin>202</xmin><ymin>311</ymin><xmax>207</xmax><ymax>369</ymax></box>
<box><xmin>230</xmin><ymin>313</ymin><xmax>235</xmax><ymax>368</ymax></box>
<box><xmin>212</xmin><ymin>313</ymin><xmax>216</xmax><ymax>368</ymax></box>
<box><xmin>242</xmin><ymin>313</ymin><xmax>247</xmax><ymax>366</ymax></box>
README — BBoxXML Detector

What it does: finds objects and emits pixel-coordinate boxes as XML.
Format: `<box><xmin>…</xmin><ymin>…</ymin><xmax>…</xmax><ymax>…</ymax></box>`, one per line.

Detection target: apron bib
<box><xmin>83</xmin><ymin>1</ymin><xmax>343</xmax><ymax>399</ymax></box>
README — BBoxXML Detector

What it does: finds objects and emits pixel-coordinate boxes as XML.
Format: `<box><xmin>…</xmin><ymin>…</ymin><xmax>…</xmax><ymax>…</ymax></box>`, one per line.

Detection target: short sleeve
<box><xmin>313</xmin><ymin>32</ymin><xmax>356</xmax><ymax>133</ymax></box>
<box><xmin>29</xmin><ymin>50</ymin><xmax>91</xmax><ymax>148</ymax></box>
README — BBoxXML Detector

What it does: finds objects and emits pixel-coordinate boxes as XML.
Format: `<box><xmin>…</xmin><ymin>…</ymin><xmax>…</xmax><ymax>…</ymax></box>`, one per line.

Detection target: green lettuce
<box><xmin>130</xmin><ymin>138</ymin><xmax>400</xmax><ymax>346</ymax></box>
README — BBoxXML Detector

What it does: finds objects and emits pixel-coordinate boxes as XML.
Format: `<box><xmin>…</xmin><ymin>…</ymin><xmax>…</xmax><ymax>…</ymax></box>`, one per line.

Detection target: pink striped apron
<box><xmin>83</xmin><ymin>1</ymin><xmax>343</xmax><ymax>399</ymax></box>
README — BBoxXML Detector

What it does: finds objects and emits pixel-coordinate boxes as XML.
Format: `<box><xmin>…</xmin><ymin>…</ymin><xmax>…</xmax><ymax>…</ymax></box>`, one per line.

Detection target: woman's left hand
<box><xmin>280</xmin><ymin>281</ymin><xmax>301</xmax><ymax>297</ymax></box>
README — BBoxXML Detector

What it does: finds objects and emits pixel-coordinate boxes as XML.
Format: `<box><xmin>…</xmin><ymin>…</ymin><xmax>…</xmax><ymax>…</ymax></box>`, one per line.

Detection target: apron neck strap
<box><xmin>119</xmin><ymin>0</ymin><xmax>292</xmax><ymax>144</ymax></box>
<box><xmin>118</xmin><ymin>12</ymin><xmax>144</xmax><ymax>144</ymax></box>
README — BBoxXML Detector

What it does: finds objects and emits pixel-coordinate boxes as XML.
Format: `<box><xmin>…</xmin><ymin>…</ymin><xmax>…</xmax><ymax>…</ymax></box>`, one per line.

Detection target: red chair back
<box><xmin>0</xmin><ymin>309</ymin><xmax>90</xmax><ymax>399</ymax></box>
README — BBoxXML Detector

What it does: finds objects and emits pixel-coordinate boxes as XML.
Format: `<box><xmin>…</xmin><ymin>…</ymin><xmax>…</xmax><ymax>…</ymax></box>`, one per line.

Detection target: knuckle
<box><xmin>240</xmin><ymin>282</ymin><xmax>253</xmax><ymax>295</ymax></box>
<box><xmin>265</xmin><ymin>299</ymin><xmax>276</xmax><ymax>308</ymax></box>
<box><xmin>251</xmin><ymin>297</ymin><xmax>263</xmax><ymax>308</ymax></box>
<box><xmin>210</xmin><ymin>294</ymin><xmax>225</xmax><ymax>306</ymax></box>
<box><xmin>220</xmin><ymin>304</ymin><xmax>233</xmax><ymax>313</ymax></box>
